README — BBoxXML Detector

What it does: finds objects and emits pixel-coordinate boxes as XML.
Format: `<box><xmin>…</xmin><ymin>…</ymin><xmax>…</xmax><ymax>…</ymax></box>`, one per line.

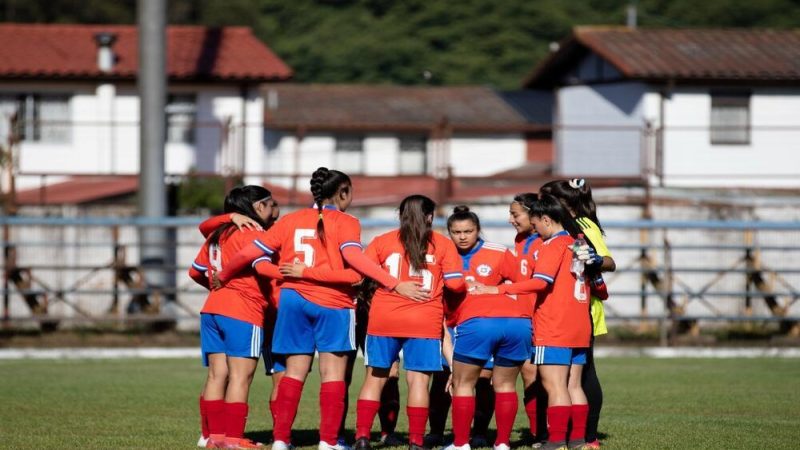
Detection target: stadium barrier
<box><xmin>1</xmin><ymin>216</ymin><xmax>798</xmax><ymax>344</ymax></box>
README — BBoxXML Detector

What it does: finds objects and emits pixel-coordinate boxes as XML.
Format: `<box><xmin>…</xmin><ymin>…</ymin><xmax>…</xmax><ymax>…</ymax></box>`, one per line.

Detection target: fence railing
<box><xmin>1</xmin><ymin>216</ymin><xmax>798</xmax><ymax>344</ymax></box>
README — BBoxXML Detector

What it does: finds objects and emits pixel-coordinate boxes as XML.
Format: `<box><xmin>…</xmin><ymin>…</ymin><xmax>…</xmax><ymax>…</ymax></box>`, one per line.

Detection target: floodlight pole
<box><xmin>137</xmin><ymin>0</ymin><xmax>171</xmax><ymax>307</ymax></box>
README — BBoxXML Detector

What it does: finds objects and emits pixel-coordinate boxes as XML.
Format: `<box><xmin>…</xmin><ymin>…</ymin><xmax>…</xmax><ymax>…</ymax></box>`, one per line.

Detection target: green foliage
<box><xmin>0</xmin><ymin>357</ymin><xmax>798</xmax><ymax>449</ymax></box>
<box><xmin>1</xmin><ymin>0</ymin><xmax>798</xmax><ymax>88</ymax></box>
<box><xmin>175</xmin><ymin>173</ymin><xmax>240</xmax><ymax>214</ymax></box>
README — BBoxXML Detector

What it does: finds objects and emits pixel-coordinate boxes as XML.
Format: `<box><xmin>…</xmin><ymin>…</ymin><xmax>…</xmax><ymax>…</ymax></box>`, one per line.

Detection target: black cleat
<box><xmin>354</xmin><ymin>437</ymin><xmax>372</xmax><ymax>450</ymax></box>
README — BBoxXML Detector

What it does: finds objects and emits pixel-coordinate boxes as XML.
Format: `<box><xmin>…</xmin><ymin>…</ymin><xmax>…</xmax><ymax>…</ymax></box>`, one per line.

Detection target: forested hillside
<box><xmin>2</xmin><ymin>0</ymin><xmax>798</xmax><ymax>88</ymax></box>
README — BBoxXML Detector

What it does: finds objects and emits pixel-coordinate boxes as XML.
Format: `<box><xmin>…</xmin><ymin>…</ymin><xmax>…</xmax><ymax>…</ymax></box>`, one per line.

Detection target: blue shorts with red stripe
<box><xmin>200</xmin><ymin>313</ymin><xmax>264</xmax><ymax>366</ymax></box>
<box><xmin>272</xmin><ymin>288</ymin><xmax>356</xmax><ymax>355</ymax></box>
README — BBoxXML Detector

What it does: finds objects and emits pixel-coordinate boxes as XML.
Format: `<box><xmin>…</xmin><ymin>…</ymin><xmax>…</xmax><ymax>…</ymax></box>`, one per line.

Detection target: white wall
<box><xmin>556</xmin><ymin>82</ymin><xmax>648</xmax><ymax>177</ymax></box>
<box><xmin>661</xmin><ymin>87</ymin><xmax>800</xmax><ymax>188</ymax></box>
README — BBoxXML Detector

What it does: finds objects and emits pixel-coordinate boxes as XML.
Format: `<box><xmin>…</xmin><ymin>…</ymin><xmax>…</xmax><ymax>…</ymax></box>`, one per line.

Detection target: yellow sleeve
<box><xmin>577</xmin><ymin>217</ymin><xmax>611</xmax><ymax>258</ymax></box>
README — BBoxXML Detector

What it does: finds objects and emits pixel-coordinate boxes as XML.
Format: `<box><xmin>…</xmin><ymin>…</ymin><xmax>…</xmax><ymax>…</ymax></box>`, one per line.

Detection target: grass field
<box><xmin>0</xmin><ymin>356</ymin><xmax>798</xmax><ymax>449</ymax></box>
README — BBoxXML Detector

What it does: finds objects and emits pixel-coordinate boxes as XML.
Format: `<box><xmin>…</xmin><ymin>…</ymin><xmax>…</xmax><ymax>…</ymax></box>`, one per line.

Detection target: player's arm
<box><xmin>252</xmin><ymin>256</ymin><xmax>284</xmax><ymax>281</ymax></box>
<box><xmin>441</xmin><ymin>322</ymin><xmax>454</xmax><ymax>368</ymax></box>
<box><xmin>500</xmin><ymin>249</ymin><xmax>525</xmax><ymax>283</ymax></box>
<box><xmin>188</xmin><ymin>245</ymin><xmax>211</xmax><ymax>290</ymax></box>
<box><xmin>441</xmin><ymin>239</ymin><xmax>466</xmax><ymax>293</ymax></box>
<box><xmin>476</xmin><ymin>242</ymin><xmax>561</xmax><ymax>295</ymax></box>
<box><xmin>279</xmin><ymin>261</ymin><xmax>363</xmax><ymax>285</ymax></box>
<box><xmin>343</xmin><ymin>239</ymin><xmax>428</xmax><ymax>302</ymax></box>
<box><xmin>590</xmin><ymin>274</ymin><xmax>609</xmax><ymax>300</ymax></box>
<box><xmin>198</xmin><ymin>213</ymin><xmax>263</xmax><ymax>238</ymax></box>
<box><xmin>217</xmin><ymin>228</ymin><xmax>280</xmax><ymax>284</ymax></box>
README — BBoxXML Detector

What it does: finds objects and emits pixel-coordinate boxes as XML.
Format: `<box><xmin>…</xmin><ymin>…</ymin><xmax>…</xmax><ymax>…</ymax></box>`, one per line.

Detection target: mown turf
<box><xmin>0</xmin><ymin>357</ymin><xmax>797</xmax><ymax>449</ymax></box>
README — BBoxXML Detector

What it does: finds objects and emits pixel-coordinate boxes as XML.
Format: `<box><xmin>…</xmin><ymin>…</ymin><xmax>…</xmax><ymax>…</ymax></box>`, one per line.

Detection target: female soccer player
<box><xmin>443</xmin><ymin>206</ymin><xmax>531</xmax><ymax>450</ymax></box>
<box><xmin>508</xmin><ymin>192</ymin><xmax>549</xmax><ymax>444</ymax></box>
<box><xmin>474</xmin><ymin>194</ymin><xmax>591</xmax><ymax>450</ymax></box>
<box><xmin>354</xmin><ymin>195</ymin><xmax>466</xmax><ymax>450</ymax></box>
<box><xmin>215</xmin><ymin>168</ymin><xmax>427</xmax><ymax>450</ymax></box>
<box><xmin>540</xmin><ymin>179</ymin><xmax>615</xmax><ymax>449</ymax></box>
<box><xmin>189</xmin><ymin>185</ymin><xmax>278</xmax><ymax>449</ymax></box>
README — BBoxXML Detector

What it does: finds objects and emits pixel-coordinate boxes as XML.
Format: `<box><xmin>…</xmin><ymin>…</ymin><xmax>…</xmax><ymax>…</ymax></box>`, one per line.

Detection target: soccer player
<box><xmin>540</xmin><ymin>179</ymin><xmax>616</xmax><ymax>449</ymax></box>
<box><xmin>443</xmin><ymin>206</ymin><xmax>531</xmax><ymax>450</ymax></box>
<box><xmin>508</xmin><ymin>192</ymin><xmax>550</xmax><ymax>444</ymax></box>
<box><xmin>474</xmin><ymin>194</ymin><xmax>591</xmax><ymax>450</ymax></box>
<box><xmin>354</xmin><ymin>195</ymin><xmax>466</xmax><ymax>450</ymax></box>
<box><xmin>189</xmin><ymin>185</ymin><xmax>278</xmax><ymax>449</ymax></box>
<box><xmin>215</xmin><ymin>168</ymin><xmax>427</xmax><ymax>450</ymax></box>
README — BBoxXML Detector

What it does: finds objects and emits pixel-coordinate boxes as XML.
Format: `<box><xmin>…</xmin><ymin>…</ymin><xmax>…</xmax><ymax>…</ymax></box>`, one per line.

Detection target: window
<box><xmin>0</xmin><ymin>94</ymin><xmax>71</xmax><ymax>143</ymax></box>
<box><xmin>334</xmin><ymin>134</ymin><xmax>364</xmax><ymax>173</ymax></box>
<box><xmin>398</xmin><ymin>135</ymin><xmax>427</xmax><ymax>175</ymax></box>
<box><xmin>711</xmin><ymin>93</ymin><xmax>750</xmax><ymax>145</ymax></box>
<box><xmin>166</xmin><ymin>94</ymin><xmax>196</xmax><ymax>143</ymax></box>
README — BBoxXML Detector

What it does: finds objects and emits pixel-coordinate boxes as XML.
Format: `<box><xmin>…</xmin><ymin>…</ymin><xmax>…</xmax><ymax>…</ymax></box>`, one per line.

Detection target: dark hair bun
<box><xmin>310</xmin><ymin>167</ymin><xmax>330</xmax><ymax>199</ymax></box>
<box><xmin>452</xmin><ymin>205</ymin><xmax>470</xmax><ymax>214</ymax></box>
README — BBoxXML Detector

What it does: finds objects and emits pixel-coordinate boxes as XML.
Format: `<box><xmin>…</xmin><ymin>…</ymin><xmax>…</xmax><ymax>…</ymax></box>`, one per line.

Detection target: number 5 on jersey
<box><xmin>294</xmin><ymin>229</ymin><xmax>316</xmax><ymax>266</ymax></box>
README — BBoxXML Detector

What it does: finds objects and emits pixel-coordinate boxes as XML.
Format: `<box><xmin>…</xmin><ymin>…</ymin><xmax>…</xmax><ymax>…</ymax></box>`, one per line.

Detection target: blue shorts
<box><xmin>200</xmin><ymin>313</ymin><xmax>263</xmax><ymax>366</ymax></box>
<box><xmin>272</xmin><ymin>289</ymin><xmax>356</xmax><ymax>355</ymax></box>
<box><xmin>453</xmin><ymin>317</ymin><xmax>532</xmax><ymax>367</ymax></box>
<box><xmin>365</xmin><ymin>335</ymin><xmax>442</xmax><ymax>372</ymax></box>
<box><xmin>532</xmin><ymin>346</ymin><xmax>588</xmax><ymax>366</ymax></box>
<box><xmin>441</xmin><ymin>327</ymin><xmax>494</xmax><ymax>370</ymax></box>
<box><xmin>262</xmin><ymin>344</ymin><xmax>286</xmax><ymax>374</ymax></box>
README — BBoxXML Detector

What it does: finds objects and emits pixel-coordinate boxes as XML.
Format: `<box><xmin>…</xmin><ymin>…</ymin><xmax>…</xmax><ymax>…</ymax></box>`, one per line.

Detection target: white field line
<box><xmin>0</xmin><ymin>346</ymin><xmax>799</xmax><ymax>360</ymax></box>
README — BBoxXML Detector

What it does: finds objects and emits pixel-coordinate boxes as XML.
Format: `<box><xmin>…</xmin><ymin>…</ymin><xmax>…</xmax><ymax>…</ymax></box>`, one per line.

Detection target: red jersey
<box><xmin>514</xmin><ymin>232</ymin><xmax>540</xmax><ymax>279</ymax></box>
<box><xmin>251</xmin><ymin>206</ymin><xmax>362</xmax><ymax>310</ymax></box>
<box><xmin>446</xmin><ymin>240</ymin><xmax>529</xmax><ymax>327</ymax></box>
<box><xmin>531</xmin><ymin>231</ymin><xmax>591</xmax><ymax>348</ymax></box>
<box><xmin>366</xmin><ymin>230</ymin><xmax>463</xmax><ymax>339</ymax></box>
<box><xmin>195</xmin><ymin>229</ymin><xmax>272</xmax><ymax>327</ymax></box>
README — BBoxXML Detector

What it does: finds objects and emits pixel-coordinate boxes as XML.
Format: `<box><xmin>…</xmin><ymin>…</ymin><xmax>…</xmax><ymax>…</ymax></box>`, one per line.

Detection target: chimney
<box><xmin>94</xmin><ymin>32</ymin><xmax>117</xmax><ymax>73</ymax></box>
<box><xmin>626</xmin><ymin>3</ymin><xmax>638</xmax><ymax>29</ymax></box>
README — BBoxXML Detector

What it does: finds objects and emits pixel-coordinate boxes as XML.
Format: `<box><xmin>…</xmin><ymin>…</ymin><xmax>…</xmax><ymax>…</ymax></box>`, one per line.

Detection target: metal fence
<box><xmin>1</xmin><ymin>216</ymin><xmax>799</xmax><ymax>343</ymax></box>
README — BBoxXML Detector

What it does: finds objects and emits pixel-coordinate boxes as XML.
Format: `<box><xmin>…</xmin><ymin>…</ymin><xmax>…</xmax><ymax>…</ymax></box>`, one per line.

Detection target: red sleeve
<box><xmin>497</xmin><ymin>277</ymin><xmax>548</xmax><ymax>295</ymax></box>
<box><xmin>342</xmin><ymin>244</ymin><xmax>399</xmax><ymax>290</ymax></box>
<box><xmin>217</xmin><ymin>230</ymin><xmax>274</xmax><ymax>283</ymax></box>
<box><xmin>441</xmin><ymin>238</ymin><xmax>466</xmax><ymax>293</ymax></box>
<box><xmin>188</xmin><ymin>267</ymin><xmax>210</xmax><ymax>290</ymax></box>
<box><xmin>253</xmin><ymin>257</ymin><xmax>284</xmax><ymax>281</ymax></box>
<box><xmin>500</xmin><ymin>249</ymin><xmax>523</xmax><ymax>282</ymax></box>
<box><xmin>336</xmin><ymin>214</ymin><xmax>363</xmax><ymax>253</ymax></box>
<box><xmin>189</xmin><ymin>243</ymin><xmax>211</xmax><ymax>289</ymax></box>
<box><xmin>498</xmin><ymin>241</ymin><xmax>563</xmax><ymax>295</ymax></box>
<box><xmin>302</xmin><ymin>266</ymin><xmax>363</xmax><ymax>284</ymax></box>
<box><xmin>198</xmin><ymin>214</ymin><xmax>232</xmax><ymax>238</ymax></box>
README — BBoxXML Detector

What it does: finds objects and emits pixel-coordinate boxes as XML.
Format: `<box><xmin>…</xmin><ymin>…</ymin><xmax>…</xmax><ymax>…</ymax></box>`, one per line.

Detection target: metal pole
<box><xmin>137</xmin><ymin>0</ymin><xmax>170</xmax><ymax>308</ymax></box>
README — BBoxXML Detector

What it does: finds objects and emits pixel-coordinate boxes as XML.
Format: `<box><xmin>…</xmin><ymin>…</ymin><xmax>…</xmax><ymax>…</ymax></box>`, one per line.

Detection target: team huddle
<box><xmin>189</xmin><ymin>168</ymin><xmax>615</xmax><ymax>450</ymax></box>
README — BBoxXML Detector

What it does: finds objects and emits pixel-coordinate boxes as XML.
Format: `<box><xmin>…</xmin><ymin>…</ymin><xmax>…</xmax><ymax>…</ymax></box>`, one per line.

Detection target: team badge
<box><xmin>476</xmin><ymin>264</ymin><xmax>492</xmax><ymax>277</ymax></box>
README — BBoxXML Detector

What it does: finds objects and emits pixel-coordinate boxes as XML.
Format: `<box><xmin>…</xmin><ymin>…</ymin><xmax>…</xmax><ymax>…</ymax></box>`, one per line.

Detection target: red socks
<box><xmin>319</xmin><ymin>381</ymin><xmax>346</xmax><ymax>445</ymax></box>
<box><xmin>199</xmin><ymin>396</ymin><xmax>209</xmax><ymax>438</ymax></box>
<box><xmin>224</xmin><ymin>402</ymin><xmax>249</xmax><ymax>439</ymax></box>
<box><xmin>270</xmin><ymin>400</ymin><xmax>278</xmax><ymax>428</ymax></box>
<box><xmin>406</xmin><ymin>406</ymin><xmax>429</xmax><ymax>447</ymax></box>
<box><xmin>273</xmin><ymin>377</ymin><xmax>304</xmax><ymax>443</ymax></box>
<box><xmin>494</xmin><ymin>392</ymin><xmax>518</xmax><ymax>446</ymax></box>
<box><xmin>451</xmin><ymin>396</ymin><xmax>475</xmax><ymax>446</ymax></box>
<box><xmin>547</xmin><ymin>405</ymin><xmax>571</xmax><ymax>444</ymax></box>
<box><xmin>524</xmin><ymin>396</ymin><xmax>538</xmax><ymax>437</ymax></box>
<box><xmin>205</xmin><ymin>399</ymin><xmax>226</xmax><ymax>436</ymax></box>
<box><xmin>356</xmin><ymin>399</ymin><xmax>381</xmax><ymax>440</ymax></box>
<box><xmin>570</xmin><ymin>404</ymin><xmax>589</xmax><ymax>442</ymax></box>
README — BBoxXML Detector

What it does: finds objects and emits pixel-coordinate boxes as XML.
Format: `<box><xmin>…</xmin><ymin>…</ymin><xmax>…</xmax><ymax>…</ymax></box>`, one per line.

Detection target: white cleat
<box><xmin>493</xmin><ymin>444</ymin><xmax>511</xmax><ymax>450</ymax></box>
<box><xmin>273</xmin><ymin>440</ymin><xmax>293</xmax><ymax>450</ymax></box>
<box><xmin>197</xmin><ymin>435</ymin><xmax>210</xmax><ymax>447</ymax></box>
<box><xmin>319</xmin><ymin>441</ymin><xmax>352</xmax><ymax>450</ymax></box>
<box><xmin>442</xmin><ymin>444</ymin><xmax>472</xmax><ymax>450</ymax></box>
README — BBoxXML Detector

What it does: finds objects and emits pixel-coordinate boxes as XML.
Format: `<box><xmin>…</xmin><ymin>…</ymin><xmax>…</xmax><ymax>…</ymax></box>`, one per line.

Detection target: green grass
<box><xmin>0</xmin><ymin>357</ymin><xmax>798</xmax><ymax>449</ymax></box>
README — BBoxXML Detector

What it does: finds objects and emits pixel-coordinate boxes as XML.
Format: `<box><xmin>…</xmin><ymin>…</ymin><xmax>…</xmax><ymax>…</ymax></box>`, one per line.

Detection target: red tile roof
<box><xmin>525</xmin><ymin>26</ymin><xmax>800</xmax><ymax>87</ymax></box>
<box><xmin>263</xmin><ymin>84</ymin><xmax>545</xmax><ymax>132</ymax></box>
<box><xmin>0</xmin><ymin>23</ymin><xmax>292</xmax><ymax>82</ymax></box>
<box><xmin>15</xmin><ymin>176</ymin><xmax>138</xmax><ymax>205</ymax></box>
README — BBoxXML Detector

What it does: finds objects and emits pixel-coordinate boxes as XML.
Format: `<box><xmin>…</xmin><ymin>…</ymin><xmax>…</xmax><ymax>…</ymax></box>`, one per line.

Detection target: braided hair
<box><xmin>309</xmin><ymin>167</ymin><xmax>352</xmax><ymax>244</ymax></box>
<box><xmin>398</xmin><ymin>194</ymin><xmax>436</xmax><ymax>272</ymax></box>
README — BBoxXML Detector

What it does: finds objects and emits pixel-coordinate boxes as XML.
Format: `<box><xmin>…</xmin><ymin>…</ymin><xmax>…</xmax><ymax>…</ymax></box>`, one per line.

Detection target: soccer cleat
<box><xmin>423</xmin><ymin>434</ymin><xmax>444</xmax><ymax>448</ymax></box>
<box><xmin>223</xmin><ymin>437</ymin><xmax>265</xmax><ymax>449</ymax></box>
<box><xmin>206</xmin><ymin>434</ymin><xmax>226</xmax><ymax>448</ymax></box>
<box><xmin>198</xmin><ymin>435</ymin><xmax>210</xmax><ymax>447</ymax></box>
<box><xmin>409</xmin><ymin>445</ymin><xmax>430</xmax><ymax>450</ymax></box>
<box><xmin>569</xmin><ymin>443</ymin><xmax>591</xmax><ymax>450</ymax></box>
<box><xmin>272</xmin><ymin>440</ymin><xmax>293</xmax><ymax>450</ymax></box>
<box><xmin>319</xmin><ymin>441</ymin><xmax>352</xmax><ymax>450</ymax></box>
<box><xmin>354</xmin><ymin>437</ymin><xmax>372</xmax><ymax>450</ymax></box>
<box><xmin>582</xmin><ymin>440</ymin><xmax>601</xmax><ymax>449</ymax></box>
<box><xmin>380</xmin><ymin>433</ymin><xmax>404</xmax><ymax>446</ymax></box>
<box><xmin>470</xmin><ymin>436</ymin><xmax>489</xmax><ymax>448</ymax></box>
<box><xmin>441</xmin><ymin>444</ymin><xmax>471</xmax><ymax>450</ymax></box>
<box><xmin>538</xmin><ymin>442</ymin><xmax>568</xmax><ymax>450</ymax></box>
<box><xmin>492</xmin><ymin>444</ymin><xmax>510</xmax><ymax>450</ymax></box>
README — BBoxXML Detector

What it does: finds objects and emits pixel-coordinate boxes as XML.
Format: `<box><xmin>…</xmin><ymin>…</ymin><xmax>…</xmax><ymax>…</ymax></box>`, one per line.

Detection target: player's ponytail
<box><xmin>540</xmin><ymin>179</ymin><xmax>604</xmax><ymax>235</ymax></box>
<box><xmin>398</xmin><ymin>194</ymin><xmax>436</xmax><ymax>273</ymax></box>
<box><xmin>209</xmin><ymin>185</ymin><xmax>272</xmax><ymax>247</ymax></box>
<box><xmin>310</xmin><ymin>167</ymin><xmax>352</xmax><ymax>244</ymax></box>
<box><xmin>447</xmin><ymin>205</ymin><xmax>481</xmax><ymax>233</ymax></box>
